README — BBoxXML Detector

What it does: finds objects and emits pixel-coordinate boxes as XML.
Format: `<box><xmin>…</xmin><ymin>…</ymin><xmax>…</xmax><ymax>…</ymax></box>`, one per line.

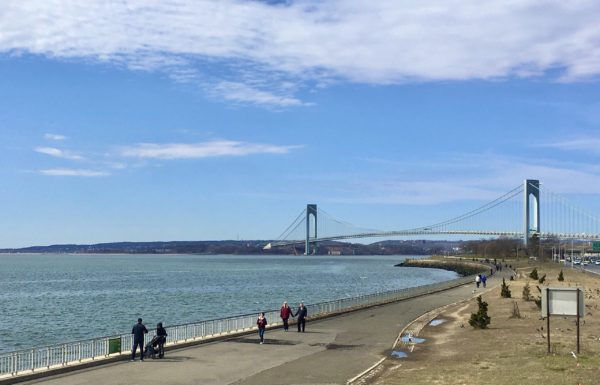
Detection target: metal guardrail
<box><xmin>0</xmin><ymin>275</ymin><xmax>474</xmax><ymax>378</ymax></box>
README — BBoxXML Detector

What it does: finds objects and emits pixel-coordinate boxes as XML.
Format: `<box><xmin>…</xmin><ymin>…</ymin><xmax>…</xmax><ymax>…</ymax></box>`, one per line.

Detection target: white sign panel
<box><xmin>541</xmin><ymin>287</ymin><xmax>584</xmax><ymax>318</ymax></box>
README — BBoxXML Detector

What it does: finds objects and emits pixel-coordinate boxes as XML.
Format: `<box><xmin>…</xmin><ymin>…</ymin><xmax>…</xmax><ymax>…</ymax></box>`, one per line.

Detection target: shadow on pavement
<box><xmin>227</xmin><ymin>338</ymin><xmax>300</xmax><ymax>346</ymax></box>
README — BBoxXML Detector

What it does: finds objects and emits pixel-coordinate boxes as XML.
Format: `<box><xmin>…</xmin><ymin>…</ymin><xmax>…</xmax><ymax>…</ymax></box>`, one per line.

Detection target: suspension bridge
<box><xmin>265</xmin><ymin>179</ymin><xmax>600</xmax><ymax>254</ymax></box>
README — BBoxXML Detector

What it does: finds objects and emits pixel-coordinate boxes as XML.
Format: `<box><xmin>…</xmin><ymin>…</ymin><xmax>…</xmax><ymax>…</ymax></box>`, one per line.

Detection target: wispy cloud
<box><xmin>212</xmin><ymin>81</ymin><xmax>306</xmax><ymax>107</ymax></box>
<box><xmin>323</xmin><ymin>152</ymin><xmax>600</xmax><ymax>205</ymax></box>
<box><xmin>1</xmin><ymin>1</ymin><xmax>599</xmax><ymax>106</ymax></box>
<box><xmin>39</xmin><ymin>168</ymin><xmax>109</xmax><ymax>177</ymax></box>
<box><xmin>538</xmin><ymin>138</ymin><xmax>600</xmax><ymax>153</ymax></box>
<box><xmin>34</xmin><ymin>146</ymin><xmax>83</xmax><ymax>160</ymax></box>
<box><xmin>44</xmin><ymin>133</ymin><xmax>66</xmax><ymax>141</ymax></box>
<box><xmin>120</xmin><ymin>140</ymin><xmax>301</xmax><ymax>159</ymax></box>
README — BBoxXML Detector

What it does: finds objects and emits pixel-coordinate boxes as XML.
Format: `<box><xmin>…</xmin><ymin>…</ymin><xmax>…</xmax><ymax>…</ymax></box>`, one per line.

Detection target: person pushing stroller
<box><xmin>144</xmin><ymin>322</ymin><xmax>168</xmax><ymax>359</ymax></box>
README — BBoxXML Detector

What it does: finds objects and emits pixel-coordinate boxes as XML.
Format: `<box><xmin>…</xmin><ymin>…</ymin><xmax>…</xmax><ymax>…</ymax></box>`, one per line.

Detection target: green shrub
<box><xmin>529</xmin><ymin>268</ymin><xmax>539</xmax><ymax>280</ymax></box>
<box><xmin>469</xmin><ymin>295</ymin><xmax>491</xmax><ymax>329</ymax></box>
<box><xmin>557</xmin><ymin>270</ymin><xmax>564</xmax><ymax>281</ymax></box>
<box><xmin>538</xmin><ymin>274</ymin><xmax>546</xmax><ymax>284</ymax></box>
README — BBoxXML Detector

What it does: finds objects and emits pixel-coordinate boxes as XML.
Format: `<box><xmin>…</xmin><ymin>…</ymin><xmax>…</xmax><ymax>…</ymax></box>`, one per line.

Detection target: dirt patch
<box><xmin>368</xmin><ymin>263</ymin><xmax>600</xmax><ymax>385</ymax></box>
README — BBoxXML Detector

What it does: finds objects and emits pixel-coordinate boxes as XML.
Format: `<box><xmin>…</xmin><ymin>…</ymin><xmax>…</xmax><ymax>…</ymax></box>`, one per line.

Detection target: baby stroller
<box><xmin>144</xmin><ymin>335</ymin><xmax>165</xmax><ymax>359</ymax></box>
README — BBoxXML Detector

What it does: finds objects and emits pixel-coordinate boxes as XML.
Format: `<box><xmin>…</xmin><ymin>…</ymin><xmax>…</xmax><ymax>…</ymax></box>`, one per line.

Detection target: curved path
<box><xmin>19</xmin><ymin>272</ymin><xmax>506</xmax><ymax>385</ymax></box>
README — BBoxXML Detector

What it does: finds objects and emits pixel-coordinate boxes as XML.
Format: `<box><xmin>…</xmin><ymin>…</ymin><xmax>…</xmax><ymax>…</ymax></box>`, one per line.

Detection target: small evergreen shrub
<box><xmin>538</xmin><ymin>274</ymin><xmax>546</xmax><ymax>284</ymax></box>
<box><xmin>529</xmin><ymin>268</ymin><xmax>539</xmax><ymax>280</ymax></box>
<box><xmin>501</xmin><ymin>278</ymin><xmax>512</xmax><ymax>298</ymax></box>
<box><xmin>469</xmin><ymin>295</ymin><xmax>491</xmax><ymax>329</ymax></box>
<box><xmin>557</xmin><ymin>270</ymin><xmax>564</xmax><ymax>281</ymax></box>
<box><xmin>522</xmin><ymin>281</ymin><xmax>532</xmax><ymax>301</ymax></box>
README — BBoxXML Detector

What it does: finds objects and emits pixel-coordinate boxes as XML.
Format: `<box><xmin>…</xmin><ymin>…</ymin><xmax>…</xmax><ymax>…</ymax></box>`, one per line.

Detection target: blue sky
<box><xmin>1</xmin><ymin>0</ymin><xmax>600</xmax><ymax>248</ymax></box>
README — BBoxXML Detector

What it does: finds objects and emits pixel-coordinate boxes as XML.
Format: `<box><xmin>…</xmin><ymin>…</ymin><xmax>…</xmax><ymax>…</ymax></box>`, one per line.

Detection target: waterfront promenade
<box><xmin>14</xmin><ymin>272</ymin><xmax>503</xmax><ymax>385</ymax></box>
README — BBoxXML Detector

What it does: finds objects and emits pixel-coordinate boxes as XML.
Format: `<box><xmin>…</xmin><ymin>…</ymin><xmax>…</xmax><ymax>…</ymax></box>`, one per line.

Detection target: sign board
<box><xmin>541</xmin><ymin>287</ymin><xmax>584</xmax><ymax>318</ymax></box>
<box><xmin>593</xmin><ymin>241</ymin><xmax>600</xmax><ymax>252</ymax></box>
<box><xmin>108</xmin><ymin>337</ymin><xmax>121</xmax><ymax>354</ymax></box>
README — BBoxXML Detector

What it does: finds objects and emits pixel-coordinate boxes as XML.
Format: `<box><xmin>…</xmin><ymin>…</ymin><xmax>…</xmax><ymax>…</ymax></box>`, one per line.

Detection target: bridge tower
<box><xmin>305</xmin><ymin>204</ymin><xmax>317</xmax><ymax>255</ymax></box>
<box><xmin>524</xmin><ymin>179</ymin><xmax>540</xmax><ymax>246</ymax></box>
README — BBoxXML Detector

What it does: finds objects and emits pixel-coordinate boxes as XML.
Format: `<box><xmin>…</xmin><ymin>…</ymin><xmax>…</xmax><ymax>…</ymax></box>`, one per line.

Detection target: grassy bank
<box><xmin>397</xmin><ymin>257</ymin><xmax>489</xmax><ymax>276</ymax></box>
<box><xmin>368</xmin><ymin>261</ymin><xmax>600</xmax><ymax>385</ymax></box>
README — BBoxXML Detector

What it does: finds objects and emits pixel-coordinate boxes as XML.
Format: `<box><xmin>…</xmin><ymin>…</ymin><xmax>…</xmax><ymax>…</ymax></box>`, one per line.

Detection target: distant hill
<box><xmin>0</xmin><ymin>239</ymin><xmax>463</xmax><ymax>255</ymax></box>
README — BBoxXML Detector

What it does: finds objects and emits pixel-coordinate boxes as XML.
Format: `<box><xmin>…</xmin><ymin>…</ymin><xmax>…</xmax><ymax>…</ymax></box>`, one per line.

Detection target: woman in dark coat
<box><xmin>257</xmin><ymin>313</ymin><xmax>268</xmax><ymax>344</ymax></box>
<box><xmin>156</xmin><ymin>322</ymin><xmax>168</xmax><ymax>358</ymax></box>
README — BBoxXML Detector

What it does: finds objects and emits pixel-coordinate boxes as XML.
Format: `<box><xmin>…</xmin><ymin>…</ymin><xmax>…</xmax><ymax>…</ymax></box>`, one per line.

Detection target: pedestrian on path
<box><xmin>280</xmin><ymin>301</ymin><xmax>293</xmax><ymax>331</ymax></box>
<box><xmin>475</xmin><ymin>274</ymin><xmax>481</xmax><ymax>289</ymax></box>
<box><xmin>156</xmin><ymin>322</ymin><xmax>168</xmax><ymax>358</ymax></box>
<box><xmin>131</xmin><ymin>318</ymin><xmax>148</xmax><ymax>361</ymax></box>
<box><xmin>257</xmin><ymin>312</ymin><xmax>267</xmax><ymax>344</ymax></box>
<box><xmin>481</xmin><ymin>274</ymin><xmax>487</xmax><ymax>288</ymax></box>
<box><xmin>295</xmin><ymin>302</ymin><xmax>308</xmax><ymax>333</ymax></box>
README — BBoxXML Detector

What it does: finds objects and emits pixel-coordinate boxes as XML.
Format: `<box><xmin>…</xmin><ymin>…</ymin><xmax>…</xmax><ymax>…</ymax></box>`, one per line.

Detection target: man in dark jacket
<box><xmin>131</xmin><ymin>318</ymin><xmax>148</xmax><ymax>361</ymax></box>
<box><xmin>295</xmin><ymin>302</ymin><xmax>308</xmax><ymax>332</ymax></box>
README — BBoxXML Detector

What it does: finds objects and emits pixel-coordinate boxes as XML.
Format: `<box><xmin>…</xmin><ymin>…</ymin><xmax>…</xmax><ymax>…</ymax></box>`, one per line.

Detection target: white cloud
<box><xmin>120</xmin><ymin>140</ymin><xmax>301</xmax><ymax>159</ymax></box>
<box><xmin>44</xmin><ymin>133</ymin><xmax>66</xmax><ymax>141</ymax></box>
<box><xmin>39</xmin><ymin>168</ymin><xmax>109</xmax><ymax>177</ymax></box>
<box><xmin>212</xmin><ymin>81</ymin><xmax>305</xmax><ymax>107</ymax></box>
<box><xmin>1</xmin><ymin>1</ymin><xmax>599</xmax><ymax>105</ymax></box>
<box><xmin>34</xmin><ymin>146</ymin><xmax>83</xmax><ymax>160</ymax></box>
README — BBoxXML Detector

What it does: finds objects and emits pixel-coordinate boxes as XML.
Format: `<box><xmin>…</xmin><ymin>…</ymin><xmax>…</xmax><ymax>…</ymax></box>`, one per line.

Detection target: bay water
<box><xmin>0</xmin><ymin>254</ymin><xmax>458</xmax><ymax>353</ymax></box>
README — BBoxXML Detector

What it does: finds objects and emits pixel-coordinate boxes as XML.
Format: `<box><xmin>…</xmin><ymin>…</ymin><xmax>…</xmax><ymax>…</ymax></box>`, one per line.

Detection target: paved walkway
<box><xmin>20</xmin><ymin>272</ymin><xmax>505</xmax><ymax>385</ymax></box>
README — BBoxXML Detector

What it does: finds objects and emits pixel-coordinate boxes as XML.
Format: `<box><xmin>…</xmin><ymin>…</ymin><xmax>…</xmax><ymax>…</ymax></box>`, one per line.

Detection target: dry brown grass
<box><xmin>368</xmin><ymin>262</ymin><xmax>600</xmax><ymax>385</ymax></box>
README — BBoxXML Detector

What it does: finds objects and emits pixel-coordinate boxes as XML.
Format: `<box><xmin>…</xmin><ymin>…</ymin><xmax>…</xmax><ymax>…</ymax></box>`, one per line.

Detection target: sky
<box><xmin>1</xmin><ymin>0</ymin><xmax>600</xmax><ymax>248</ymax></box>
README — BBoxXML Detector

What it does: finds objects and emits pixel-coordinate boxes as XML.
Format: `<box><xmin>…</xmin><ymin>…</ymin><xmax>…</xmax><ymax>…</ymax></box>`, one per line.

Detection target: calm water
<box><xmin>0</xmin><ymin>254</ymin><xmax>458</xmax><ymax>353</ymax></box>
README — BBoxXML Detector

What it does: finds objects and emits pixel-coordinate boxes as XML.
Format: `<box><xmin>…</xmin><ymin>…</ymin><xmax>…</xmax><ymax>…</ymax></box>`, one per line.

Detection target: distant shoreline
<box><xmin>0</xmin><ymin>239</ymin><xmax>461</xmax><ymax>256</ymax></box>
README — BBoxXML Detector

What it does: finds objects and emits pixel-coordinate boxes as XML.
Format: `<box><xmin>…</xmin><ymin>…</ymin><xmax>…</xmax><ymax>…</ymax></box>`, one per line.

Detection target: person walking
<box><xmin>475</xmin><ymin>274</ymin><xmax>481</xmax><ymax>289</ymax></box>
<box><xmin>131</xmin><ymin>318</ymin><xmax>148</xmax><ymax>361</ymax></box>
<box><xmin>280</xmin><ymin>301</ymin><xmax>293</xmax><ymax>331</ymax></box>
<box><xmin>156</xmin><ymin>322</ymin><xmax>168</xmax><ymax>358</ymax></box>
<box><xmin>295</xmin><ymin>302</ymin><xmax>308</xmax><ymax>333</ymax></box>
<box><xmin>481</xmin><ymin>274</ymin><xmax>487</xmax><ymax>288</ymax></box>
<box><xmin>257</xmin><ymin>312</ymin><xmax>267</xmax><ymax>344</ymax></box>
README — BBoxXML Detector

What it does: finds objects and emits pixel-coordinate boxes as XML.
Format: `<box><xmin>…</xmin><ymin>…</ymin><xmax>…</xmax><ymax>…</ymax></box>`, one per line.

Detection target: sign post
<box><xmin>542</xmin><ymin>287</ymin><xmax>584</xmax><ymax>354</ymax></box>
<box><xmin>593</xmin><ymin>242</ymin><xmax>600</xmax><ymax>252</ymax></box>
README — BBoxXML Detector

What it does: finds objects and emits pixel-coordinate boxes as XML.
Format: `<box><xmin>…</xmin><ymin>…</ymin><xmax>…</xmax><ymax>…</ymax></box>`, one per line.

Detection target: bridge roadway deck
<box><xmin>20</xmin><ymin>273</ymin><xmax>503</xmax><ymax>385</ymax></box>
